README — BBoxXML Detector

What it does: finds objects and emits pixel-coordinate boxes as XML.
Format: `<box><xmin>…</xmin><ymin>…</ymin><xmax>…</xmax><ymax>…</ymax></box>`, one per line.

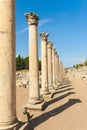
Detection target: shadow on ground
<box><xmin>28</xmin><ymin>98</ymin><xmax>81</xmax><ymax>130</ymax></box>
<box><xmin>51</xmin><ymin>87</ymin><xmax>74</xmax><ymax>98</ymax></box>
<box><xmin>58</xmin><ymin>84</ymin><xmax>72</xmax><ymax>90</ymax></box>
<box><xmin>46</xmin><ymin>92</ymin><xmax>75</xmax><ymax>108</ymax></box>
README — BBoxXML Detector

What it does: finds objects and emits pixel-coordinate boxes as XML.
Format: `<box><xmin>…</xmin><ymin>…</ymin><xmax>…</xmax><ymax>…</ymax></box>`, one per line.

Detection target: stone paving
<box><xmin>15</xmin><ymin>74</ymin><xmax>87</xmax><ymax>130</ymax></box>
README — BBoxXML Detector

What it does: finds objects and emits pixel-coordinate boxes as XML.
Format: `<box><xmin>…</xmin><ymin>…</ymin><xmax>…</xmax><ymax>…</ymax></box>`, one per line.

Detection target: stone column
<box><xmin>52</xmin><ymin>48</ymin><xmax>56</xmax><ymax>88</ymax></box>
<box><xmin>55</xmin><ymin>52</ymin><xmax>58</xmax><ymax>82</ymax></box>
<box><xmin>47</xmin><ymin>41</ymin><xmax>53</xmax><ymax>90</ymax></box>
<box><xmin>57</xmin><ymin>55</ymin><xmax>60</xmax><ymax>78</ymax></box>
<box><xmin>59</xmin><ymin>60</ymin><xmax>61</xmax><ymax>78</ymax></box>
<box><xmin>54</xmin><ymin>51</ymin><xmax>59</xmax><ymax>89</ymax></box>
<box><xmin>25</xmin><ymin>13</ymin><xmax>43</xmax><ymax>109</ymax></box>
<box><xmin>59</xmin><ymin>61</ymin><xmax>63</xmax><ymax>78</ymax></box>
<box><xmin>40</xmin><ymin>33</ymin><xmax>50</xmax><ymax>95</ymax></box>
<box><xmin>0</xmin><ymin>0</ymin><xmax>19</xmax><ymax>129</ymax></box>
<box><xmin>56</xmin><ymin>54</ymin><xmax>61</xmax><ymax>87</ymax></box>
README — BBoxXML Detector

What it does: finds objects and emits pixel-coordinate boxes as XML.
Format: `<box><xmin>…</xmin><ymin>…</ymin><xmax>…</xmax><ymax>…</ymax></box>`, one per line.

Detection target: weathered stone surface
<box><xmin>52</xmin><ymin>48</ymin><xmax>56</xmax><ymax>87</ymax></box>
<box><xmin>47</xmin><ymin>41</ymin><xmax>54</xmax><ymax>90</ymax></box>
<box><xmin>0</xmin><ymin>0</ymin><xmax>19</xmax><ymax>129</ymax></box>
<box><xmin>25</xmin><ymin>12</ymin><xmax>44</xmax><ymax>109</ymax></box>
<box><xmin>40</xmin><ymin>32</ymin><xmax>50</xmax><ymax>95</ymax></box>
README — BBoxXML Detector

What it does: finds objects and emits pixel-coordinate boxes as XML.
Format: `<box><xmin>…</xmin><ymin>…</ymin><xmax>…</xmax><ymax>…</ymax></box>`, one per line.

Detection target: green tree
<box><xmin>38</xmin><ymin>60</ymin><xmax>41</xmax><ymax>71</ymax></box>
<box><xmin>16</xmin><ymin>55</ymin><xmax>21</xmax><ymax>70</ymax></box>
<box><xmin>76</xmin><ymin>63</ymin><xmax>83</xmax><ymax>69</ymax></box>
<box><xmin>16</xmin><ymin>55</ymin><xmax>25</xmax><ymax>70</ymax></box>
<box><xmin>16</xmin><ymin>55</ymin><xmax>42</xmax><ymax>70</ymax></box>
<box><xmin>24</xmin><ymin>56</ymin><xmax>29</xmax><ymax>69</ymax></box>
<box><xmin>21</xmin><ymin>57</ymin><xmax>25</xmax><ymax>69</ymax></box>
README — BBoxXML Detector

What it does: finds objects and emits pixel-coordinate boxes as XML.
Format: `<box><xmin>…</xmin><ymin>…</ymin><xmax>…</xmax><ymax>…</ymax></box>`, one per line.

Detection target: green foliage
<box><xmin>16</xmin><ymin>55</ymin><xmax>25</xmax><ymax>70</ymax></box>
<box><xmin>24</xmin><ymin>56</ymin><xmax>29</xmax><ymax>69</ymax></box>
<box><xmin>74</xmin><ymin>59</ymin><xmax>87</xmax><ymax>69</ymax></box>
<box><xmin>84</xmin><ymin>59</ymin><xmax>87</xmax><ymax>66</ymax></box>
<box><xmin>76</xmin><ymin>63</ymin><xmax>84</xmax><ymax>69</ymax></box>
<box><xmin>16</xmin><ymin>55</ymin><xmax>41</xmax><ymax>70</ymax></box>
<box><xmin>38</xmin><ymin>60</ymin><xmax>41</xmax><ymax>71</ymax></box>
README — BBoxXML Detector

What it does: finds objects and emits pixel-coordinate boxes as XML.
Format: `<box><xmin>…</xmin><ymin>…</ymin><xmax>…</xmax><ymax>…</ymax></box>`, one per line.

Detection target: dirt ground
<box><xmin>16</xmin><ymin>74</ymin><xmax>87</xmax><ymax>130</ymax></box>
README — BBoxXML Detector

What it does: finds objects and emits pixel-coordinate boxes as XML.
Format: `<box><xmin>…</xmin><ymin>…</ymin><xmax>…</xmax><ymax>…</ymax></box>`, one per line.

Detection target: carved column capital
<box><xmin>40</xmin><ymin>32</ymin><xmax>49</xmax><ymax>41</ymax></box>
<box><xmin>55</xmin><ymin>51</ymin><xmax>57</xmax><ymax>55</ymax></box>
<box><xmin>47</xmin><ymin>41</ymin><xmax>53</xmax><ymax>48</ymax></box>
<box><xmin>25</xmin><ymin>12</ymin><xmax>39</xmax><ymax>25</ymax></box>
<box><xmin>52</xmin><ymin>48</ymin><xmax>56</xmax><ymax>52</ymax></box>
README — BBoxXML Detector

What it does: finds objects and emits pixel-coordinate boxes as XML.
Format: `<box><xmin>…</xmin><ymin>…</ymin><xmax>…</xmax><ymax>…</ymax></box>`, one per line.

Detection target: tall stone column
<box><xmin>56</xmin><ymin>54</ymin><xmax>61</xmax><ymax>87</ymax></box>
<box><xmin>52</xmin><ymin>48</ymin><xmax>56</xmax><ymax>88</ymax></box>
<box><xmin>40</xmin><ymin>33</ymin><xmax>50</xmax><ymax>95</ymax></box>
<box><xmin>25</xmin><ymin>13</ymin><xmax>43</xmax><ymax>109</ymax></box>
<box><xmin>59</xmin><ymin>61</ymin><xmax>63</xmax><ymax>78</ymax></box>
<box><xmin>47</xmin><ymin>41</ymin><xmax>53</xmax><ymax>90</ymax></box>
<box><xmin>55</xmin><ymin>52</ymin><xmax>58</xmax><ymax>82</ymax></box>
<box><xmin>0</xmin><ymin>0</ymin><xmax>19</xmax><ymax>129</ymax></box>
<box><xmin>54</xmin><ymin>51</ymin><xmax>59</xmax><ymax>89</ymax></box>
<box><xmin>61</xmin><ymin>62</ymin><xmax>64</xmax><ymax>77</ymax></box>
<box><xmin>57</xmin><ymin>54</ymin><xmax>60</xmax><ymax>80</ymax></box>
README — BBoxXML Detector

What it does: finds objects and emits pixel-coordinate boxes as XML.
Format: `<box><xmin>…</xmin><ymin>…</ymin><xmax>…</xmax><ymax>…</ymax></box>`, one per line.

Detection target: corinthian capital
<box><xmin>47</xmin><ymin>41</ymin><xmax>53</xmax><ymax>48</ymax></box>
<box><xmin>24</xmin><ymin>12</ymin><xmax>39</xmax><ymax>25</ymax></box>
<box><xmin>52</xmin><ymin>48</ymin><xmax>56</xmax><ymax>52</ymax></box>
<box><xmin>40</xmin><ymin>32</ymin><xmax>49</xmax><ymax>41</ymax></box>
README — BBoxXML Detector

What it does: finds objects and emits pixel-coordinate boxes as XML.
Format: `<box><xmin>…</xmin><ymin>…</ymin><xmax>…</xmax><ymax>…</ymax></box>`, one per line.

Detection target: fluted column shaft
<box><xmin>47</xmin><ymin>42</ymin><xmax>53</xmax><ymax>89</ymax></box>
<box><xmin>0</xmin><ymin>0</ymin><xmax>18</xmax><ymax>129</ymax></box>
<box><xmin>59</xmin><ymin>61</ymin><xmax>63</xmax><ymax>78</ymax></box>
<box><xmin>57</xmin><ymin>55</ymin><xmax>60</xmax><ymax>80</ymax></box>
<box><xmin>55</xmin><ymin>52</ymin><xmax>58</xmax><ymax>83</ymax></box>
<box><xmin>52</xmin><ymin>48</ymin><xmax>56</xmax><ymax>86</ymax></box>
<box><xmin>56</xmin><ymin>54</ymin><xmax>59</xmax><ymax>81</ymax></box>
<box><xmin>40</xmin><ymin>33</ymin><xmax>50</xmax><ymax>95</ymax></box>
<box><xmin>25</xmin><ymin>13</ymin><xmax>41</xmax><ymax>104</ymax></box>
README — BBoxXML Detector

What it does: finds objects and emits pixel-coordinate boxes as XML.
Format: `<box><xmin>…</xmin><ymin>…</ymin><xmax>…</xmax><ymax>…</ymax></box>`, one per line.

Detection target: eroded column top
<box><xmin>40</xmin><ymin>32</ymin><xmax>49</xmax><ymax>41</ymax></box>
<box><xmin>24</xmin><ymin>12</ymin><xmax>39</xmax><ymax>25</ymax></box>
<box><xmin>55</xmin><ymin>51</ymin><xmax>57</xmax><ymax>55</ymax></box>
<box><xmin>47</xmin><ymin>41</ymin><xmax>53</xmax><ymax>48</ymax></box>
<box><xmin>52</xmin><ymin>48</ymin><xmax>56</xmax><ymax>52</ymax></box>
<box><xmin>57</xmin><ymin>54</ymin><xmax>59</xmax><ymax>58</ymax></box>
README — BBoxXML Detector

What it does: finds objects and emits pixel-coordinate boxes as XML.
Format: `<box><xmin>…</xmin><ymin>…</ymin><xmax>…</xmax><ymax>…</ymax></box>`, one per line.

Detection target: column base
<box><xmin>28</xmin><ymin>98</ymin><xmax>43</xmax><ymax>105</ymax></box>
<box><xmin>42</xmin><ymin>94</ymin><xmax>52</xmax><ymax>101</ymax></box>
<box><xmin>49</xmin><ymin>86</ymin><xmax>55</xmax><ymax>93</ymax></box>
<box><xmin>0</xmin><ymin>118</ymin><xmax>19</xmax><ymax>130</ymax></box>
<box><xmin>41</xmin><ymin>90</ymin><xmax>51</xmax><ymax>95</ymax></box>
<box><xmin>54</xmin><ymin>84</ymin><xmax>59</xmax><ymax>90</ymax></box>
<box><xmin>54</xmin><ymin>82</ymin><xmax>60</xmax><ymax>90</ymax></box>
<box><xmin>25</xmin><ymin>101</ymin><xmax>46</xmax><ymax>110</ymax></box>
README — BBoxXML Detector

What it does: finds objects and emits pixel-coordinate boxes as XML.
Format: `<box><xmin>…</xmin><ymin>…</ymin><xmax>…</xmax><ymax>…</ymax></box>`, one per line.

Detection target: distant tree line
<box><xmin>16</xmin><ymin>55</ymin><xmax>41</xmax><ymax>70</ymax></box>
<box><xmin>72</xmin><ymin>59</ymin><xmax>87</xmax><ymax>69</ymax></box>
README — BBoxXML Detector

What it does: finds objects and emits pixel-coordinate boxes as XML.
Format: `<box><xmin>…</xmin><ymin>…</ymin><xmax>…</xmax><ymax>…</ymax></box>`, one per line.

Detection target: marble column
<box><xmin>40</xmin><ymin>33</ymin><xmax>50</xmax><ymax>95</ymax></box>
<box><xmin>52</xmin><ymin>48</ymin><xmax>56</xmax><ymax>88</ymax></box>
<box><xmin>0</xmin><ymin>0</ymin><xmax>19</xmax><ymax>129</ymax></box>
<box><xmin>47</xmin><ymin>41</ymin><xmax>53</xmax><ymax>90</ymax></box>
<box><xmin>25</xmin><ymin>13</ymin><xmax>43</xmax><ymax>109</ymax></box>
